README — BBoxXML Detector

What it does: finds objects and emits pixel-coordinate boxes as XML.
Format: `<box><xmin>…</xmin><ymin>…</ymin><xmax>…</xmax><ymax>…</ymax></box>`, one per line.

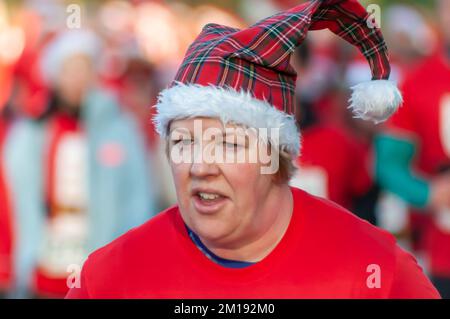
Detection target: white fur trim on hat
<box><xmin>349</xmin><ymin>80</ymin><xmax>403</xmax><ymax>124</ymax></box>
<box><xmin>154</xmin><ymin>83</ymin><xmax>301</xmax><ymax>156</ymax></box>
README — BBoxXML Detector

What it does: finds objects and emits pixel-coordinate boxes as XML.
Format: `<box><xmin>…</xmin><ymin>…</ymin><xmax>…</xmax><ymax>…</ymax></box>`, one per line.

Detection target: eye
<box><xmin>223</xmin><ymin>141</ymin><xmax>243</xmax><ymax>150</ymax></box>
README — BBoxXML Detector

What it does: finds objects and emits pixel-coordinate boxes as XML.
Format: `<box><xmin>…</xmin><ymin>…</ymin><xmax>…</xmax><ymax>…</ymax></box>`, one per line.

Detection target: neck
<box><xmin>200</xmin><ymin>184</ymin><xmax>294</xmax><ymax>263</ymax></box>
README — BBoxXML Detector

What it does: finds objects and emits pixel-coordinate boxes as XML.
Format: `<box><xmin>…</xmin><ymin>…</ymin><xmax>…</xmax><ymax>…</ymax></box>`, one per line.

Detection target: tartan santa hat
<box><xmin>154</xmin><ymin>0</ymin><xmax>402</xmax><ymax>157</ymax></box>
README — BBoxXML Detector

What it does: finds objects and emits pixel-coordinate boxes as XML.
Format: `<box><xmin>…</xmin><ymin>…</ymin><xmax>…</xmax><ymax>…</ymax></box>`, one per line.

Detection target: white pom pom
<box><xmin>348</xmin><ymin>80</ymin><xmax>403</xmax><ymax>124</ymax></box>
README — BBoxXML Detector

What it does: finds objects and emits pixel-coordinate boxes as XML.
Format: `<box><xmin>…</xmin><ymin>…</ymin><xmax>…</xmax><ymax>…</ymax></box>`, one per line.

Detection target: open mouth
<box><xmin>198</xmin><ymin>192</ymin><xmax>222</xmax><ymax>201</ymax></box>
<box><xmin>192</xmin><ymin>190</ymin><xmax>228</xmax><ymax>213</ymax></box>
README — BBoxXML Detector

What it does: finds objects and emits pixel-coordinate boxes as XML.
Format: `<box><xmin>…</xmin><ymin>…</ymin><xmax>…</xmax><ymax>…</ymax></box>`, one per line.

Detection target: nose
<box><xmin>189</xmin><ymin>142</ymin><xmax>220</xmax><ymax>178</ymax></box>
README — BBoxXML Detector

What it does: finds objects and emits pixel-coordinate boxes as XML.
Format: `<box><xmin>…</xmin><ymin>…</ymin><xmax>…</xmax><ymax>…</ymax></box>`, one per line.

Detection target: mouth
<box><xmin>191</xmin><ymin>189</ymin><xmax>229</xmax><ymax>214</ymax></box>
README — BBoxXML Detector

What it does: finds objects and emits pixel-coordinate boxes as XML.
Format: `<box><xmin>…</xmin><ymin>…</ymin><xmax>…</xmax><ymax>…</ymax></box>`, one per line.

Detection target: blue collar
<box><xmin>185</xmin><ymin>224</ymin><xmax>255</xmax><ymax>269</ymax></box>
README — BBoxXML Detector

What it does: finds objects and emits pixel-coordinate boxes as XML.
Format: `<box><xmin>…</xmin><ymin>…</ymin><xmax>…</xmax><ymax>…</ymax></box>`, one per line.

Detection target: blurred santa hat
<box><xmin>385</xmin><ymin>4</ymin><xmax>437</xmax><ymax>56</ymax></box>
<box><xmin>24</xmin><ymin>0</ymin><xmax>66</xmax><ymax>34</ymax></box>
<box><xmin>40</xmin><ymin>29</ymin><xmax>102</xmax><ymax>85</ymax></box>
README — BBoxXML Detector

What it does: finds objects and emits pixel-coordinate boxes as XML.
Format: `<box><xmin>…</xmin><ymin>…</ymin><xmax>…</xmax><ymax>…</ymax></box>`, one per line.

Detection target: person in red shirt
<box><xmin>291</xmin><ymin>89</ymin><xmax>372</xmax><ymax>212</ymax></box>
<box><xmin>67</xmin><ymin>184</ymin><xmax>438</xmax><ymax>299</ymax></box>
<box><xmin>0</xmin><ymin>112</ymin><xmax>13</xmax><ymax>298</ymax></box>
<box><xmin>290</xmin><ymin>43</ymin><xmax>376</xmax><ymax>222</ymax></box>
<box><xmin>293</xmin><ymin>124</ymin><xmax>372</xmax><ymax>208</ymax></box>
<box><xmin>67</xmin><ymin>0</ymin><xmax>437</xmax><ymax>299</ymax></box>
<box><xmin>0</xmin><ymin>40</ymin><xmax>16</xmax><ymax>297</ymax></box>
<box><xmin>375</xmin><ymin>0</ymin><xmax>450</xmax><ymax>298</ymax></box>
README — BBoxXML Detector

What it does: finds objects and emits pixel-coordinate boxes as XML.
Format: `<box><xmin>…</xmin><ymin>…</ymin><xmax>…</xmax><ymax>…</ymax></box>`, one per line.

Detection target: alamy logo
<box><xmin>366</xmin><ymin>4</ymin><xmax>381</xmax><ymax>29</ymax></box>
<box><xmin>169</xmin><ymin>119</ymin><xmax>281</xmax><ymax>175</ymax></box>
<box><xmin>66</xmin><ymin>4</ymin><xmax>81</xmax><ymax>29</ymax></box>
<box><xmin>366</xmin><ymin>264</ymin><xmax>381</xmax><ymax>289</ymax></box>
<box><xmin>66</xmin><ymin>264</ymin><xmax>82</xmax><ymax>289</ymax></box>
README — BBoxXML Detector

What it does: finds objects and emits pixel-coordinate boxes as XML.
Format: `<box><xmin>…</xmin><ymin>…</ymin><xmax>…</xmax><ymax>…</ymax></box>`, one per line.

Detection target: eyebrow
<box><xmin>169</xmin><ymin>128</ymin><xmax>192</xmax><ymax>136</ymax></box>
<box><xmin>169</xmin><ymin>129</ymin><xmax>251</xmax><ymax>144</ymax></box>
<box><xmin>223</xmin><ymin>133</ymin><xmax>249</xmax><ymax>144</ymax></box>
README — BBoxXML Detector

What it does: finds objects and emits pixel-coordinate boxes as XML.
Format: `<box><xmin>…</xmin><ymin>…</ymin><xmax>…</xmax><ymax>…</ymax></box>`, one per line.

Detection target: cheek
<box><xmin>72</xmin><ymin>70</ymin><xmax>91</xmax><ymax>90</ymax></box>
<box><xmin>170</xmin><ymin>163</ymin><xmax>191</xmax><ymax>199</ymax></box>
<box><xmin>57</xmin><ymin>76</ymin><xmax>72</xmax><ymax>92</ymax></box>
<box><xmin>58</xmin><ymin>76</ymin><xmax>85</xmax><ymax>98</ymax></box>
<box><xmin>60</xmin><ymin>65</ymin><xmax>92</xmax><ymax>89</ymax></box>
<box><xmin>232</xmin><ymin>165</ymin><xmax>257</xmax><ymax>185</ymax></box>
<box><xmin>222</xmin><ymin>163</ymin><xmax>265</xmax><ymax>203</ymax></box>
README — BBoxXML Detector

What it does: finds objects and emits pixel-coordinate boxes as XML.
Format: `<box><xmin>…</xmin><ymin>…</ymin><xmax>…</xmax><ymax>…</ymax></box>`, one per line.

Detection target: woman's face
<box><xmin>56</xmin><ymin>54</ymin><xmax>94</xmax><ymax>108</ymax></box>
<box><xmin>168</xmin><ymin>117</ymin><xmax>278</xmax><ymax>246</ymax></box>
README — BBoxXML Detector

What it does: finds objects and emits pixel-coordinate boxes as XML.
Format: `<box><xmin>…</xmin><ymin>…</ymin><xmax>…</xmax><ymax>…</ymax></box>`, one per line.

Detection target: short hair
<box><xmin>274</xmin><ymin>148</ymin><xmax>298</xmax><ymax>184</ymax></box>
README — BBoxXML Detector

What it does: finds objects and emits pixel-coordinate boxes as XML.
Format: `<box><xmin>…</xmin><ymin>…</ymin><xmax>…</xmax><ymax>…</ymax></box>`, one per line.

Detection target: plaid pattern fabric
<box><xmin>172</xmin><ymin>0</ymin><xmax>391</xmax><ymax>115</ymax></box>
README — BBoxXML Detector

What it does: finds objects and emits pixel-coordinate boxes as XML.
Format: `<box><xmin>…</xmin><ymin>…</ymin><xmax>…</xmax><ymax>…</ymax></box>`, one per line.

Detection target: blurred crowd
<box><xmin>0</xmin><ymin>0</ymin><xmax>449</xmax><ymax>298</ymax></box>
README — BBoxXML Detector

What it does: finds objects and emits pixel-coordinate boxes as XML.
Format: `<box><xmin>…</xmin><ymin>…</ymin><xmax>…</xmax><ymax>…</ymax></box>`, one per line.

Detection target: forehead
<box><xmin>61</xmin><ymin>54</ymin><xmax>93</xmax><ymax>69</ymax></box>
<box><xmin>170</xmin><ymin>117</ymin><xmax>224</xmax><ymax>131</ymax></box>
<box><xmin>169</xmin><ymin>117</ymin><xmax>256</xmax><ymax>136</ymax></box>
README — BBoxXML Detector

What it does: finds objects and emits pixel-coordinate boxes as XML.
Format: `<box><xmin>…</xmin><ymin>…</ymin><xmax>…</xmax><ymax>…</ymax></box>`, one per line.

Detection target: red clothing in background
<box><xmin>0</xmin><ymin>119</ymin><xmax>13</xmax><ymax>291</ymax></box>
<box><xmin>293</xmin><ymin>125</ymin><xmax>372</xmax><ymax>209</ymax></box>
<box><xmin>387</xmin><ymin>54</ymin><xmax>450</xmax><ymax>176</ymax></box>
<box><xmin>386</xmin><ymin>53</ymin><xmax>450</xmax><ymax>277</ymax></box>
<box><xmin>66</xmin><ymin>187</ymin><xmax>439</xmax><ymax>299</ymax></box>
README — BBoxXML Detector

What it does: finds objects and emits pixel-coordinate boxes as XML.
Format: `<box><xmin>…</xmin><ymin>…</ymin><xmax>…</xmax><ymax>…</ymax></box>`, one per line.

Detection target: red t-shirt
<box><xmin>386</xmin><ymin>53</ymin><xmax>450</xmax><ymax>175</ymax></box>
<box><xmin>0</xmin><ymin>119</ymin><xmax>13</xmax><ymax>291</ymax></box>
<box><xmin>385</xmin><ymin>53</ymin><xmax>450</xmax><ymax>276</ymax></box>
<box><xmin>66</xmin><ymin>187</ymin><xmax>439</xmax><ymax>299</ymax></box>
<box><xmin>293</xmin><ymin>125</ymin><xmax>372</xmax><ymax>209</ymax></box>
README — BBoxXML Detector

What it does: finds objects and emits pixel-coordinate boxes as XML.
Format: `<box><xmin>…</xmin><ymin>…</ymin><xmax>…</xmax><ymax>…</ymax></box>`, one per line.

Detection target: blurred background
<box><xmin>0</xmin><ymin>0</ymin><xmax>449</xmax><ymax>298</ymax></box>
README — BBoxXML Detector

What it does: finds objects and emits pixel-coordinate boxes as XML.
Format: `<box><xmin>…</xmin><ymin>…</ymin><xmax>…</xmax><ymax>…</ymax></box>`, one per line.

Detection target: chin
<box><xmin>190</xmin><ymin>214</ymin><xmax>235</xmax><ymax>242</ymax></box>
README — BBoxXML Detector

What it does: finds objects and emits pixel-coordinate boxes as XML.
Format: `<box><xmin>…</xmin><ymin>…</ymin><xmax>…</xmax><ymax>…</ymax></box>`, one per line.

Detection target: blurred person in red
<box><xmin>352</xmin><ymin>4</ymin><xmax>433</xmax><ymax>260</ymax></box>
<box><xmin>0</xmin><ymin>121</ymin><xmax>12</xmax><ymax>298</ymax></box>
<box><xmin>117</xmin><ymin>56</ymin><xmax>176</xmax><ymax>210</ymax></box>
<box><xmin>375</xmin><ymin>0</ymin><xmax>450</xmax><ymax>298</ymax></box>
<box><xmin>0</xmin><ymin>0</ymin><xmax>72</xmax><ymax>298</ymax></box>
<box><xmin>10</xmin><ymin>0</ymin><xmax>63</xmax><ymax>119</ymax></box>
<box><xmin>290</xmin><ymin>44</ymin><xmax>374</xmax><ymax>220</ymax></box>
<box><xmin>292</xmin><ymin>94</ymin><xmax>375</xmax><ymax>219</ymax></box>
<box><xmin>382</xmin><ymin>4</ymin><xmax>437</xmax><ymax>84</ymax></box>
<box><xmin>5</xmin><ymin>29</ymin><xmax>157</xmax><ymax>298</ymax></box>
<box><xmin>0</xmin><ymin>1</ymin><xmax>33</xmax><ymax>297</ymax></box>
<box><xmin>118</xmin><ymin>56</ymin><xmax>160</xmax><ymax>149</ymax></box>
<box><xmin>0</xmin><ymin>63</ymin><xmax>15</xmax><ymax>298</ymax></box>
